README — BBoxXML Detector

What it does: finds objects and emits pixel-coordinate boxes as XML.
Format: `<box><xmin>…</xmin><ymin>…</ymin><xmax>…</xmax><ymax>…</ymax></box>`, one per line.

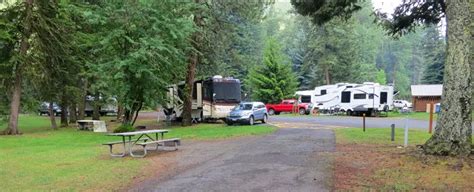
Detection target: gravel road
<box><xmin>130</xmin><ymin>127</ymin><xmax>335</xmax><ymax>192</ymax></box>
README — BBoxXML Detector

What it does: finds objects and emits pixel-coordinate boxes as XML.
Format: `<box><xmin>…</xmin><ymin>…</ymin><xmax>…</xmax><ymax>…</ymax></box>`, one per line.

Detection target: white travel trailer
<box><xmin>295</xmin><ymin>82</ymin><xmax>394</xmax><ymax>116</ymax></box>
<box><xmin>164</xmin><ymin>76</ymin><xmax>241</xmax><ymax>122</ymax></box>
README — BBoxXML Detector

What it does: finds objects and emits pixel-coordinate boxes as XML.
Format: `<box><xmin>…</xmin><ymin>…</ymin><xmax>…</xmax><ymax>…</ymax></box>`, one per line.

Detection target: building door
<box><xmin>341</xmin><ymin>91</ymin><xmax>351</xmax><ymax>103</ymax></box>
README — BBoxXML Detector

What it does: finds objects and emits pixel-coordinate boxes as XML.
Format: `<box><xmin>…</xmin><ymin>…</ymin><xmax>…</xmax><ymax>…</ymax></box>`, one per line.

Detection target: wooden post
<box><xmin>363</xmin><ymin>113</ymin><xmax>366</xmax><ymax>132</ymax></box>
<box><xmin>391</xmin><ymin>124</ymin><xmax>395</xmax><ymax>142</ymax></box>
<box><xmin>429</xmin><ymin>102</ymin><xmax>434</xmax><ymax>134</ymax></box>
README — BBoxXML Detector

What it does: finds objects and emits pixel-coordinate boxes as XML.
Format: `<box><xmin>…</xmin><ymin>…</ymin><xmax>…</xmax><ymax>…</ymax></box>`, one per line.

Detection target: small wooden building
<box><xmin>411</xmin><ymin>84</ymin><xmax>442</xmax><ymax>112</ymax></box>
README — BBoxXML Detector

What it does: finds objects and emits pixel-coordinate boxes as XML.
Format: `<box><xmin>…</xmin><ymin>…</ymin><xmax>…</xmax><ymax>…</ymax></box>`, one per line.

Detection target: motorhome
<box><xmin>295</xmin><ymin>82</ymin><xmax>394</xmax><ymax>116</ymax></box>
<box><xmin>164</xmin><ymin>75</ymin><xmax>241</xmax><ymax>122</ymax></box>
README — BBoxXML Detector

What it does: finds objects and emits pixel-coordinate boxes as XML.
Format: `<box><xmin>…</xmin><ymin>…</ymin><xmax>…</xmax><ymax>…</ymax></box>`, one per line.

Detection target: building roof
<box><xmin>411</xmin><ymin>84</ymin><xmax>443</xmax><ymax>96</ymax></box>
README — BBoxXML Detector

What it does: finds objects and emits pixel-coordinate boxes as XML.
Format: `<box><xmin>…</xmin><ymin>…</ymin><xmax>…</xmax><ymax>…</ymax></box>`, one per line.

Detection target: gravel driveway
<box><xmin>130</xmin><ymin>127</ymin><xmax>335</xmax><ymax>192</ymax></box>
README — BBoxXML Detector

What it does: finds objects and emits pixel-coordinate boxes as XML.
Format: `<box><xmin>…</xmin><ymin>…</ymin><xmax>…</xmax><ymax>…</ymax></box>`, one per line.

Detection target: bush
<box><xmin>113</xmin><ymin>124</ymin><xmax>136</xmax><ymax>133</ymax></box>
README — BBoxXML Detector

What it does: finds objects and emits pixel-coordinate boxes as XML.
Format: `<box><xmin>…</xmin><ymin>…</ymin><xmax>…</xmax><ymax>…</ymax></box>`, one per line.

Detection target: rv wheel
<box><xmin>346</xmin><ymin>110</ymin><xmax>352</xmax><ymax>116</ymax></box>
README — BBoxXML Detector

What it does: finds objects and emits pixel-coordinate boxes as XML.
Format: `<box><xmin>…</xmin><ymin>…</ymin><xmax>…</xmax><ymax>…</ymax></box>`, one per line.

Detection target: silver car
<box><xmin>226</xmin><ymin>102</ymin><xmax>268</xmax><ymax>125</ymax></box>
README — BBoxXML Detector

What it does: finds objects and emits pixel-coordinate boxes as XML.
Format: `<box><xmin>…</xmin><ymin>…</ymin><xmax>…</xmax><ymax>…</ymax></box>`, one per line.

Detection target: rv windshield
<box><xmin>213</xmin><ymin>81</ymin><xmax>241</xmax><ymax>103</ymax></box>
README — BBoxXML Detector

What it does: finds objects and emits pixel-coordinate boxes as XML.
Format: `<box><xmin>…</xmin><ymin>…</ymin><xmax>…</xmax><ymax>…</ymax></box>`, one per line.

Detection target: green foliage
<box><xmin>247</xmin><ymin>38</ymin><xmax>298</xmax><ymax>103</ymax></box>
<box><xmin>421</xmin><ymin>25</ymin><xmax>445</xmax><ymax>84</ymax></box>
<box><xmin>335</xmin><ymin>128</ymin><xmax>432</xmax><ymax>145</ymax></box>
<box><xmin>113</xmin><ymin>124</ymin><xmax>135</xmax><ymax>133</ymax></box>
<box><xmin>375</xmin><ymin>69</ymin><xmax>387</xmax><ymax>84</ymax></box>
<box><xmin>290</xmin><ymin>0</ymin><xmax>362</xmax><ymax>25</ymax></box>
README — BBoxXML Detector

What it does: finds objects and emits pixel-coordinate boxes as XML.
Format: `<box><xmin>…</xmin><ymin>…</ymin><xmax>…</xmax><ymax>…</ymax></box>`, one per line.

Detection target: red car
<box><xmin>265</xmin><ymin>99</ymin><xmax>312</xmax><ymax>115</ymax></box>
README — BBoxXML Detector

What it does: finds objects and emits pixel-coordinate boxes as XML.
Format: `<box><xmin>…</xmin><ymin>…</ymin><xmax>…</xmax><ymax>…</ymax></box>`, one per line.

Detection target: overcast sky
<box><xmin>371</xmin><ymin>0</ymin><xmax>402</xmax><ymax>15</ymax></box>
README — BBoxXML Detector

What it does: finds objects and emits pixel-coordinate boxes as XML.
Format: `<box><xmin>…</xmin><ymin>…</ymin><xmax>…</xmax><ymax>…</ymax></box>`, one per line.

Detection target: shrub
<box><xmin>113</xmin><ymin>124</ymin><xmax>136</xmax><ymax>133</ymax></box>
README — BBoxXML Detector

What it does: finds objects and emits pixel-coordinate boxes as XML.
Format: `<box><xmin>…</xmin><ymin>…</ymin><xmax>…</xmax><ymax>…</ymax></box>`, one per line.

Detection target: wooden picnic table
<box><xmin>104</xmin><ymin>129</ymin><xmax>179</xmax><ymax>158</ymax></box>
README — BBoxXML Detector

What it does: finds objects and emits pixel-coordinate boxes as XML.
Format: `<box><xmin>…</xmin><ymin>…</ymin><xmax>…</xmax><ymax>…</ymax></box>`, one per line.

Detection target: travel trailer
<box><xmin>164</xmin><ymin>75</ymin><xmax>241</xmax><ymax>122</ymax></box>
<box><xmin>295</xmin><ymin>82</ymin><xmax>394</xmax><ymax>116</ymax></box>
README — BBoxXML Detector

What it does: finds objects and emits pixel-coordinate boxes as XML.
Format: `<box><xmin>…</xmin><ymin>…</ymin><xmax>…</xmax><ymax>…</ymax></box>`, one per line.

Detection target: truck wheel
<box><xmin>268</xmin><ymin>109</ymin><xmax>275</xmax><ymax>115</ymax></box>
<box><xmin>248</xmin><ymin>116</ymin><xmax>254</xmax><ymax>125</ymax></box>
<box><xmin>262</xmin><ymin>114</ymin><xmax>268</xmax><ymax>123</ymax></box>
<box><xmin>299</xmin><ymin>108</ymin><xmax>305</xmax><ymax>115</ymax></box>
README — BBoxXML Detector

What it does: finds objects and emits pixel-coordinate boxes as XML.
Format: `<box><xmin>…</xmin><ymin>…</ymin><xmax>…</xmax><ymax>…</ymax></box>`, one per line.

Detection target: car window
<box><xmin>235</xmin><ymin>104</ymin><xmax>253</xmax><ymax>110</ymax></box>
<box><xmin>288</xmin><ymin>100</ymin><xmax>295</xmax><ymax>104</ymax></box>
<box><xmin>282</xmin><ymin>101</ymin><xmax>288</xmax><ymax>104</ymax></box>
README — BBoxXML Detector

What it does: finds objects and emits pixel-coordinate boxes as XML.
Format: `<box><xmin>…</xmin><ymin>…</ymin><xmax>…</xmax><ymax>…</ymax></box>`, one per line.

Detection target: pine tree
<box><xmin>247</xmin><ymin>38</ymin><xmax>298</xmax><ymax>104</ymax></box>
<box><xmin>421</xmin><ymin>25</ymin><xmax>445</xmax><ymax>84</ymax></box>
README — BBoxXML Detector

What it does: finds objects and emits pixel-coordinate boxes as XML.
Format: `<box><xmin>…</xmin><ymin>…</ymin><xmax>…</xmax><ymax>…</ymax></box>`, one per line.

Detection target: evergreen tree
<box><xmin>421</xmin><ymin>25</ymin><xmax>445</xmax><ymax>84</ymax></box>
<box><xmin>375</xmin><ymin>70</ymin><xmax>386</xmax><ymax>84</ymax></box>
<box><xmin>247</xmin><ymin>38</ymin><xmax>298</xmax><ymax>104</ymax></box>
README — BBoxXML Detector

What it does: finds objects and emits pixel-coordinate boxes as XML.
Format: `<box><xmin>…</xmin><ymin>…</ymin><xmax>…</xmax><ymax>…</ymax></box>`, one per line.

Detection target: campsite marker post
<box><xmin>362</xmin><ymin>113</ymin><xmax>366</xmax><ymax>132</ymax></box>
<box><xmin>391</xmin><ymin>124</ymin><xmax>395</xmax><ymax>142</ymax></box>
<box><xmin>404</xmin><ymin>116</ymin><xmax>408</xmax><ymax>147</ymax></box>
<box><xmin>429</xmin><ymin>103</ymin><xmax>434</xmax><ymax>134</ymax></box>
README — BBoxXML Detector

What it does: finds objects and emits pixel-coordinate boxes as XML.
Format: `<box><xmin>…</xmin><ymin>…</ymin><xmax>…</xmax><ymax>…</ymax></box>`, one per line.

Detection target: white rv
<box><xmin>164</xmin><ymin>76</ymin><xmax>241</xmax><ymax>122</ymax></box>
<box><xmin>296</xmin><ymin>82</ymin><xmax>394</xmax><ymax>116</ymax></box>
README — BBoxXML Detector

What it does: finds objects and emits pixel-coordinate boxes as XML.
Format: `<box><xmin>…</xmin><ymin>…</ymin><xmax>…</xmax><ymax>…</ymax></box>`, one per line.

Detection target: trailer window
<box><xmin>321</xmin><ymin>90</ymin><xmax>327</xmax><ymax>95</ymax></box>
<box><xmin>354</xmin><ymin>94</ymin><xmax>366</xmax><ymax>99</ymax></box>
<box><xmin>301</xmin><ymin>96</ymin><xmax>311</xmax><ymax>103</ymax></box>
<box><xmin>341</xmin><ymin>91</ymin><xmax>351</xmax><ymax>103</ymax></box>
<box><xmin>369</xmin><ymin>94</ymin><xmax>374</xmax><ymax>99</ymax></box>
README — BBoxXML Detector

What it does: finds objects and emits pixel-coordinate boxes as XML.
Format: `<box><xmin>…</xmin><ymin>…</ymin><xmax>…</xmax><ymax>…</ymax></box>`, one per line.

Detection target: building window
<box><xmin>354</xmin><ymin>94</ymin><xmax>366</xmax><ymax>99</ymax></box>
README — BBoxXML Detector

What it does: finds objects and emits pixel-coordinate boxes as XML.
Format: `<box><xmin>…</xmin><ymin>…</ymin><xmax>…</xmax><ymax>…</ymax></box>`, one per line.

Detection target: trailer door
<box><xmin>380</xmin><ymin>92</ymin><xmax>388</xmax><ymax>104</ymax></box>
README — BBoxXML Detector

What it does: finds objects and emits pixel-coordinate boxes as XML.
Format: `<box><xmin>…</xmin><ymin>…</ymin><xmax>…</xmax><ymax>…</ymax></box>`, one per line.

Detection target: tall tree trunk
<box><xmin>69</xmin><ymin>102</ymin><xmax>77</xmax><ymax>124</ymax></box>
<box><xmin>116</xmin><ymin>103</ymin><xmax>123</xmax><ymax>121</ymax></box>
<box><xmin>132</xmin><ymin>102</ymin><xmax>142</xmax><ymax>126</ymax></box>
<box><xmin>324</xmin><ymin>66</ymin><xmax>331</xmax><ymax>85</ymax></box>
<box><xmin>49</xmin><ymin>102</ymin><xmax>57</xmax><ymax>130</ymax></box>
<box><xmin>77</xmin><ymin>78</ymin><xmax>87</xmax><ymax>120</ymax></box>
<box><xmin>2</xmin><ymin>0</ymin><xmax>34</xmax><ymax>135</ymax></box>
<box><xmin>424</xmin><ymin>0</ymin><xmax>472</xmax><ymax>156</ymax></box>
<box><xmin>92</xmin><ymin>92</ymin><xmax>100</xmax><ymax>120</ymax></box>
<box><xmin>60</xmin><ymin>92</ymin><xmax>68</xmax><ymax>127</ymax></box>
<box><xmin>182</xmin><ymin>0</ymin><xmax>204</xmax><ymax>126</ymax></box>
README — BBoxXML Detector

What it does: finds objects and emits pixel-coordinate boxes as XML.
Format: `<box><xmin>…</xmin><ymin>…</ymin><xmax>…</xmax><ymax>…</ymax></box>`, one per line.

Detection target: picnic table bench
<box><xmin>104</xmin><ymin>129</ymin><xmax>180</xmax><ymax>158</ymax></box>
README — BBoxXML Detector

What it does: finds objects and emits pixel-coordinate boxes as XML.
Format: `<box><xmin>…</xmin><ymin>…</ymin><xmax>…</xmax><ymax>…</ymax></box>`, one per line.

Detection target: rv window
<box><xmin>346</xmin><ymin>86</ymin><xmax>353</xmax><ymax>88</ymax></box>
<box><xmin>354</xmin><ymin>94</ymin><xmax>366</xmax><ymax>99</ymax></box>
<box><xmin>369</xmin><ymin>94</ymin><xmax>374</xmax><ymax>99</ymax></box>
<box><xmin>301</xmin><ymin>96</ymin><xmax>311</xmax><ymax>103</ymax></box>
<box><xmin>321</xmin><ymin>90</ymin><xmax>327</xmax><ymax>95</ymax></box>
<box><xmin>341</xmin><ymin>91</ymin><xmax>351</xmax><ymax>103</ymax></box>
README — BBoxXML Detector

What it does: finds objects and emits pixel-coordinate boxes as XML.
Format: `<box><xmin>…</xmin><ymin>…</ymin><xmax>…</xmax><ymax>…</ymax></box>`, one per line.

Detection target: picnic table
<box><xmin>104</xmin><ymin>129</ymin><xmax>180</xmax><ymax>158</ymax></box>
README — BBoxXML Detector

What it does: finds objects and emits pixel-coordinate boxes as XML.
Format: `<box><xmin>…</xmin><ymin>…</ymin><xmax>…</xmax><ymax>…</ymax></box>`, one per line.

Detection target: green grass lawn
<box><xmin>0</xmin><ymin>115</ymin><xmax>276</xmax><ymax>191</ymax></box>
<box><xmin>335</xmin><ymin>128</ymin><xmax>432</xmax><ymax>145</ymax></box>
